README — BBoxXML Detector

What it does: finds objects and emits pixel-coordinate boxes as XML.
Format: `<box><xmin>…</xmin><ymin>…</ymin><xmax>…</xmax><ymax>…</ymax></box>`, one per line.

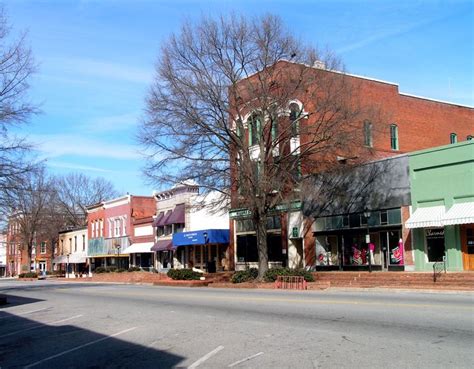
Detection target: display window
<box><xmin>425</xmin><ymin>228</ymin><xmax>445</xmax><ymax>262</ymax></box>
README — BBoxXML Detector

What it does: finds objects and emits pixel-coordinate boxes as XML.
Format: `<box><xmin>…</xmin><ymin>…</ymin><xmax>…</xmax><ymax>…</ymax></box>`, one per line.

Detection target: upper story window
<box><xmin>289</xmin><ymin>103</ymin><xmax>300</xmax><ymax>137</ymax></box>
<box><xmin>248</xmin><ymin>114</ymin><xmax>261</xmax><ymax>146</ymax></box>
<box><xmin>61</xmin><ymin>239</ymin><xmax>64</xmax><ymax>254</ymax></box>
<box><xmin>363</xmin><ymin>121</ymin><xmax>373</xmax><ymax>147</ymax></box>
<box><xmin>82</xmin><ymin>235</ymin><xmax>86</xmax><ymax>251</ymax></box>
<box><xmin>450</xmin><ymin>133</ymin><xmax>457</xmax><ymax>144</ymax></box>
<box><xmin>114</xmin><ymin>219</ymin><xmax>120</xmax><ymax>237</ymax></box>
<box><xmin>390</xmin><ymin>124</ymin><xmax>399</xmax><ymax>150</ymax></box>
<box><xmin>40</xmin><ymin>242</ymin><xmax>46</xmax><ymax>254</ymax></box>
<box><xmin>467</xmin><ymin>135</ymin><xmax>473</xmax><ymax>141</ymax></box>
<box><xmin>74</xmin><ymin>236</ymin><xmax>77</xmax><ymax>252</ymax></box>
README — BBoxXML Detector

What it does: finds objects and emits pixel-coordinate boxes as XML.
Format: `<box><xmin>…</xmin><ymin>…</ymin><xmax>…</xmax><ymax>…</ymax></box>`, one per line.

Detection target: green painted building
<box><xmin>406</xmin><ymin>141</ymin><xmax>474</xmax><ymax>271</ymax></box>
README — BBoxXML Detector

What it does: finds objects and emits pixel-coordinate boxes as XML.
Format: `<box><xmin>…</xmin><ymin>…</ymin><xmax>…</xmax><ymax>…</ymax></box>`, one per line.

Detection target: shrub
<box><xmin>231</xmin><ymin>268</ymin><xmax>258</xmax><ymax>283</ymax></box>
<box><xmin>107</xmin><ymin>266</ymin><xmax>117</xmax><ymax>273</ymax></box>
<box><xmin>116</xmin><ymin>268</ymin><xmax>126</xmax><ymax>273</ymax></box>
<box><xmin>127</xmin><ymin>266</ymin><xmax>141</xmax><ymax>272</ymax></box>
<box><xmin>94</xmin><ymin>267</ymin><xmax>107</xmax><ymax>274</ymax></box>
<box><xmin>167</xmin><ymin>268</ymin><xmax>201</xmax><ymax>280</ymax></box>
<box><xmin>19</xmin><ymin>272</ymin><xmax>38</xmax><ymax>278</ymax></box>
<box><xmin>263</xmin><ymin>267</ymin><xmax>314</xmax><ymax>282</ymax></box>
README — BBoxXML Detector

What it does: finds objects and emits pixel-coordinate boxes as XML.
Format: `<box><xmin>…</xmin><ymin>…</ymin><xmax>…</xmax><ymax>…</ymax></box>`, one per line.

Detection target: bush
<box><xmin>107</xmin><ymin>266</ymin><xmax>117</xmax><ymax>273</ymax></box>
<box><xmin>231</xmin><ymin>268</ymin><xmax>258</xmax><ymax>283</ymax></box>
<box><xmin>127</xmin><ymin>266</ymin><xmax>141</xmax><ymax>272</ymax></box>
<box><xmin>94</xmin><ymin>267</ymin><xmax>107</xmax><ymax>274</ymax></box>
<box><xmin>19</xmin><ymin>272</ymin><xmax>38</xmax><ymax>278</ymax></box>
<box><xmin>116</xmin><ymin>268</ymin><xmax>126</xmax><ymax>273</ymax></box>
<box><xmin>167</xmin><ymin>268</ymin><xmax>201</xmax><ymax>280</ymax></box>
<box><xmin>263</xmin><ymin>267</ymin><xmax>314</xmax><ymax>282</ymax></box>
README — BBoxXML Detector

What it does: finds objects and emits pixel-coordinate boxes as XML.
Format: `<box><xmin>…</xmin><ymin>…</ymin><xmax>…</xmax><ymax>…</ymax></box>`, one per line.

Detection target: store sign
<box><xmin>426</xmin><ymin>229</ymin><xmax>444</xmax><ymax>239</ymax></box>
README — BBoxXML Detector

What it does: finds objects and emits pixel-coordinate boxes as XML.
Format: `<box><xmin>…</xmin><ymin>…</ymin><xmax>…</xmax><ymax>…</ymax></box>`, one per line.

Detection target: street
<box><xmin>0</xmin><ymin>280</ymin><xmax>473</xmax><ymax>369</ymax></box>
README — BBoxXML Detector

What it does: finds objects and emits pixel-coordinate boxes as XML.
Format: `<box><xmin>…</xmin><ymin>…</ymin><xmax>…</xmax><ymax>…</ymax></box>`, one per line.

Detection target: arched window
<box><xmin>289</xmin><ymin>103</ymin><xmax>301</xmax><ymax>137</ymax></box>
<box><xmin>390</xmin><ymin>124</ymin><xmax>399</xmax><ymax>150</ymax></box>
<box><xmin>364</xmin><ymin>121</ymin><xmax>373</xmax><ymax>147</ymax></box>
<box><xmin>450</xmin><ymin>133</ymin><xmax>457</xmax><ymax>144</ymax></box>
<box><xmin>248</xmin><ymin>114</ymin><xmax>261</xmax><ymax>146</ymax></box>
<box><xmin>467</xmin><ymin>135</ymin><xmax>473</xmax><ymax>141</ymax></box>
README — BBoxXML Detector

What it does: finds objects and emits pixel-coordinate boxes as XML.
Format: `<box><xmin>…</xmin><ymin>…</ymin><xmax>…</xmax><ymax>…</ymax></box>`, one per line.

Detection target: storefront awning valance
<box><xmin>173</xmin><ymin>229</ymin><xmax>230</xmax><ymax>247</ymax></box>
<box><xmin>151</xmin><ymin>239</ymin><xmax>174</xmax><ymax>252</ymax></box>
<box><xmin>122</xmin><ymin>242</ymin><xmax>154</xmax><ymax>254</ymax></box>
<box><xmin>166</xmin><ymin>203</ymin><xmax>185</xmax><ymax>225</ymax></box>
<box><xmin>443</xmin><ymin>202</ymin><xmax>474</xmax><ymax>225</ymax></box>
<box><xmin>405</xmin><ymin>206</ymin><xmax>445</xmax><ymax>229</ymax></box>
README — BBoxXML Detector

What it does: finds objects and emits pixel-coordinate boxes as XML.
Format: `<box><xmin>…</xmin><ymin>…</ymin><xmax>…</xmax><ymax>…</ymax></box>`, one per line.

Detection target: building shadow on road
<box><xmin>0</xmin><ymin>294</ymin><xmax>45</xmax><ymax>309</ymax></box>
<box><xmin>0</xmin><ymin>312</ymin><xmax>186</xmax><ymax>368</ymax></box>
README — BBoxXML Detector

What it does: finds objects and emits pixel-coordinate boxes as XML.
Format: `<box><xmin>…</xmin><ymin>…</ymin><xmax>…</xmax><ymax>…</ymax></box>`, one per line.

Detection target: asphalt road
<box><xmin>0</xmin><ymin>280</ymin><xmax>473</xmax><ymax>369</ymax></box>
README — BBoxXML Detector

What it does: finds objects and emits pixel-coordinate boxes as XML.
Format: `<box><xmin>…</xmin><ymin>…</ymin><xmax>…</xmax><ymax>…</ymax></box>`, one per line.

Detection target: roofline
<box><xmin>408</xmin><ymin>140</ymin><xmax>474</xmax><ymax>157</ymax></box>
<box><xmin>58</xmin><ymin>226</ymin><xmax>87</xmax><ymax>234</ymax></box>
<box><xmin>399</xmin><ymin>92</ymin><xmax>474</xmax><ymax>109</ymax></box>
<box><xmin>241</xmin><ymin>59</ymin><xmax>472</xmax><ymax>109</ymax></box>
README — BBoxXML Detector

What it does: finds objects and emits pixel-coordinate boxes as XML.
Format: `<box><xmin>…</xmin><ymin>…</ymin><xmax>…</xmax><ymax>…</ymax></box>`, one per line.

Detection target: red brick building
<box><xmin>86</xmin><ymin>195</ymin><xmax>155</xmax><ymax>271</ymax></box>
<box><xmin>6</xmin><ymin>216</ymin><xmax>54</xmax><ymax>276</ymax></box>
<box><xmin>229</xmin><ymin>61</ymin><xmax>473</xmax><ymax>271</ymax></box>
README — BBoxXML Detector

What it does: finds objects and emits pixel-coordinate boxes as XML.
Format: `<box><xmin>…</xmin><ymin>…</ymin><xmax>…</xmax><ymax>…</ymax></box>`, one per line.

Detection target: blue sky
<box><xmin>6</xmin><ymin>0</ymin><xmax>473</xmax><ymax>195</ymax></box>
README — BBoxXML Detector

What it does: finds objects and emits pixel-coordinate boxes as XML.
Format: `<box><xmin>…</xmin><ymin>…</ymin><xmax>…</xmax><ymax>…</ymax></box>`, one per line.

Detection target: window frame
<box><xmin>390</xmin><ymin>124</ymin><xmax>399</xmax><ymax>150</ymax></box>
<box><xmin>450</xmin><ymin>132</ymin><xmax>457</xmax><ymax>144</ymax></box>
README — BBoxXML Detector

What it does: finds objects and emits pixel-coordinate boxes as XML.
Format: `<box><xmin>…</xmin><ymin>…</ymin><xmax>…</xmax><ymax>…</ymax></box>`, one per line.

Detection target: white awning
<box><xmin>53</xmin><ymin>254</ymin><xmax>87</xmax><ymax>264</ymax></box>
<box><xmin>122</xmin><ymin>242</ymin><xmax>154</xmax><ymax>254</ymax></box>
<box><xmin>443</xmin><ymin>202</ymin><xmax>474</xmax><ymax>225</ymax></box>
<box><xmin>405</xmin><ymin>206</ymin><xmax>445</xmax><ymax>229</ymax></box>
<box><xmin>69</xmin><ymin>253</ymin><xmax>87</xmax><ymax>264</ymax></box>
<box><xmin>53</xmin><ymin>255</ymin><xmax>67</xmax><ymax>264</ymax></box>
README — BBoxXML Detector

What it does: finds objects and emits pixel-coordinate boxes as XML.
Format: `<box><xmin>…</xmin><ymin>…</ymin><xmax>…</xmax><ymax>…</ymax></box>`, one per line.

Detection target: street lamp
<box><xmin>363</xmin><ymin>207</ymin><xmax>372</xmax><ymax>273</ymax></box>
<box><xmin>115</xmin><ymin>244</ymin><xmax>121</xmax><ymax>269</ymax></box>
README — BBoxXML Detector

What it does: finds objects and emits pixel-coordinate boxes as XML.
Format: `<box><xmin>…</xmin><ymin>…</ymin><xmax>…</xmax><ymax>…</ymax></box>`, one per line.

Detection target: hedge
<box><xmin>167</xmin><ymin>269</ymin><xmax>201</xmax><ymax>280</ymax></box>
<box><xmin>19</xmin><ymin>272</ymin><xmax>38</xmax><ymax>278</ymax></box>
<box><xmin>263</xmin><ymin>267</ymin><xmax>314</xmax><ymax>282</ymax></box>
<box><xmin>231</xmin><ymin>268</ymin><xmax>258</xmax><ymax>283</ymax></box>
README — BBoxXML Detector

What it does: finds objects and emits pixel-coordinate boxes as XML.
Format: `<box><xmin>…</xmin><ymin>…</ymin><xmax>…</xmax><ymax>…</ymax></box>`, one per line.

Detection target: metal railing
<box><xmin>275</xmin><ymin>275</ymin><xmax>307</xmax><ymax>290</ymax></box>
<box><xmin>433</xmin><ymin>256</ymin><xmax>446</xmax><ymax>282</ymax></box>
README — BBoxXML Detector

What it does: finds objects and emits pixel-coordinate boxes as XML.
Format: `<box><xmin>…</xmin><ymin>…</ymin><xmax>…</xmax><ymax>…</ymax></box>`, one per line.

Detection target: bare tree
<box><xmin>139</xmin><ymin>14</ymin><xmax>382</xmax><ymax>278</ymax></box>
<box><xmin>53</xmin><ymin>173</ymin><xmax>119</xmax><ymax>227</ymax></box>
<box><xmin>0</xmin><ymin>6</ymin><xmax>38</xmax><ymax>204</ymax></box>
<box><xmin>4</xmin><ymin>166</ymin><xmax>55</xmax><ymax>271</ymax></box>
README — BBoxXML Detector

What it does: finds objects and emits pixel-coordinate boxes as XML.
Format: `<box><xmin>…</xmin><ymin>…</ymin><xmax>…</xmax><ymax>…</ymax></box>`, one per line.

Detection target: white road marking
<box><xmin>0</xmin><ymin>308</ymin><xmax>48</xmax><ymax>319</ymax></box>
<box><xmin>188</xmin><ymin>345</ymin><xmax>224</xmax><ymax>368</ymax></box>
<box><xmin>2</xmin><ymin>314</ymin><xmax>83</xmax><ymax>338</ymax></box>
<box><xmin>228</xmin><ymin>352</ymin><xmax>264</xmax><ymax>367</ymax></box>
<box><xmin>24</xmin><ymin>326</ymin><xmax>137</xmax><ymax>368</ymax></box>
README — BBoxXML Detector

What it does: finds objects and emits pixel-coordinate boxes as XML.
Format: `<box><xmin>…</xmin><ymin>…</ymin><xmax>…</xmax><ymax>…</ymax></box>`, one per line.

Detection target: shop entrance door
<box><xmin>461</xmin><ymin>226</ymin><xmax>474</xmax><ymax>270</ymax></box>
<box><xmin>380</xmin><ymin>232</ymin><xmax>389</xmax><ymax>270</ymax></box>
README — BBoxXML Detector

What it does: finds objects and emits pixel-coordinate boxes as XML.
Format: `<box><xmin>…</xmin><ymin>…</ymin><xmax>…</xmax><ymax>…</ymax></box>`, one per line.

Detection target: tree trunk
<box><xmin>255</xmin><ymin>213</ymin><xmax>268</xmax><ymax>280</ymax></box>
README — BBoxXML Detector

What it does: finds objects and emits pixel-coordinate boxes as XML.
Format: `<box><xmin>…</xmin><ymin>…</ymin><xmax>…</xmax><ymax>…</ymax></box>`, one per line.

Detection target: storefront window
<box><xmin>426</xmin><ymin>228</ymin><xmax>445</xmax><ymax>262</ymax></box>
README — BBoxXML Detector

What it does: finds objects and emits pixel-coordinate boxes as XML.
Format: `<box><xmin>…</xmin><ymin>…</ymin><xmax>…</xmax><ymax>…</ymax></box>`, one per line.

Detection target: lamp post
<box><xmin>66</xmin><ymin>253</ymin><xmax>70</xmax><ymax>278</ymax></box>
<box><xmin>115</xmin><ymin>244</ymin><xmax>121</xmax><ymax>269</ymax></box>
<box><xmin>363</xmin><ymin>208</ymin><xmax>372</xmax><ymax>273</ymax></box>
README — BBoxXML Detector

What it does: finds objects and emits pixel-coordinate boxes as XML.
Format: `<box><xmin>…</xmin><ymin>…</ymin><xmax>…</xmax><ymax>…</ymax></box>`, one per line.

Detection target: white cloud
<box><xmin>47</xmin><ymin>160</ymin><xmax>113</xmax><ymax>173</ymax></box>
<box><xmin>44</xmin><ymin>56</ymin><xmax>153</xmax><ymax>84</ymax></box>
<box><xmin>29</xmin><ymin>133</ymin><xmax>141</xmax><ymax>160</ymax></box>
<box><xmin>81</xmin><ymin>112</ymin><xmax>140</xmax><ymax>133</ymax></box>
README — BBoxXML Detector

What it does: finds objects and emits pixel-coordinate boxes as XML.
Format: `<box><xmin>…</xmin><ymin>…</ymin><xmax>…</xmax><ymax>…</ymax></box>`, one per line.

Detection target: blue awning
<box><xmin>173</xmin><ymin>229</ymin><xmax>229</xmax><ymax>247</ymax></box>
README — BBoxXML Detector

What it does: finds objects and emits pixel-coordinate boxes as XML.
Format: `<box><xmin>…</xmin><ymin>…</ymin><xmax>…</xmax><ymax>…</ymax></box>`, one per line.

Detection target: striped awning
<box><xmin>443</xmin><ymin>202</ymin><xmax>474</xmax><ymax>225</ymax></box>
<box><xmin>405</xmin><ymin>206</ymin><xmax>445</xmax><ymax>229</ymax></box>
